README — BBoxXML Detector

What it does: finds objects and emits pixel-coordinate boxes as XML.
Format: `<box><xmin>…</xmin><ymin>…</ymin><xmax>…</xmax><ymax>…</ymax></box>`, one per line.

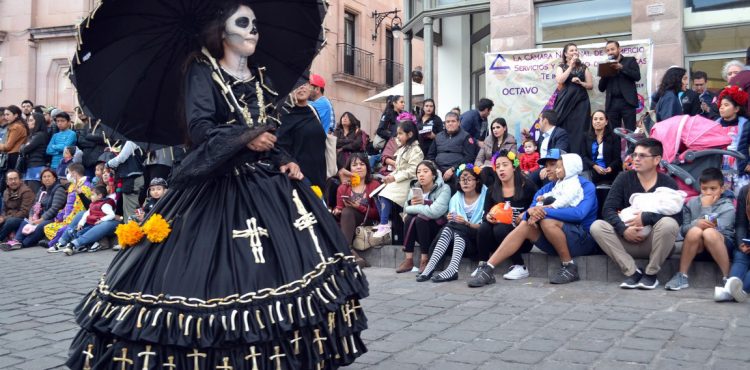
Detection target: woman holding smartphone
<box><xmin>332</xmin><ymin>153</ymin><xmax>381</xmax><ymax>267</ymax></box>
<box><xmin>397</xmin><ymin>160</ymin><xmax>451</xmax><ymax>273</ymax></box>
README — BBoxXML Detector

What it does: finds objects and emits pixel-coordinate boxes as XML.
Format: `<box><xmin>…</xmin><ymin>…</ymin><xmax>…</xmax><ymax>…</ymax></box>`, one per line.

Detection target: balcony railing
<box><xmin>337</xmin><ymin>43</ymin><xmax>374</xmax><ymax>82</ymax></box>
<box><xmin>380</xmin><ymin>59</ymin><xmax>404</xmax><ymax>87</ymax></box>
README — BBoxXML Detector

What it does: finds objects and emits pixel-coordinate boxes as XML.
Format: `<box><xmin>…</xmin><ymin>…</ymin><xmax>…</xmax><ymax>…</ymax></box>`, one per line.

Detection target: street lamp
<box><xmin>372</xmin><ymin>9</ymin><xmax>402</xmax><ymax>40</ymax></box>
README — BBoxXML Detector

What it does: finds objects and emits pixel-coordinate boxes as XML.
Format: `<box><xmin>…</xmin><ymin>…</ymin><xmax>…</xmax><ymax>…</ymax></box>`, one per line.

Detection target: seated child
<box><xmin>91</xmin><ymin>163</ymin><xmax>106</xmax><ymax>187</ymax></box>
<box><xmin>665</xmin><ymin>168</ymin><xmax>735</xmax><ymax>291</ymax></box>
<box><xmin>56</xmin><ymin>146</ymin><xmax>76</xmax><ymax>184</ymax></box>
<box><xmin>536</xmin><ymin>153</ymin><xmax>583</xmax><ymax>209</ymax></box>
<box><xmin>519</xmin><ymin>139</ymin><xmax>540</xmax><ymax>174</ymax></box>
<box><xmin>135</xmin><ymin>177</ymin><xmax>169</xmax><ymax>222</ymax></box>
<box><xmin>58</xmin><ymin>186</ymin><xmax>116</xmax><ymax>255</ymax></box>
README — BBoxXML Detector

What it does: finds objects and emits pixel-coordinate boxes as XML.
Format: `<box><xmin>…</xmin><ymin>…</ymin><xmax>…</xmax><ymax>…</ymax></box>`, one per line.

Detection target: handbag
<box><xmin>352</xmin><ymin>225</ymin><xmax>390</xmax><ymax>251</ymax></box>
<box><xmin>372</xmin><ymin>133</ymin><xmax>387</xmax><ymax>151</ymax></box>
<box><xmin>325</xmin><ymin>133</ymin><xmax>338</xmax><ymax>178</ymax></box>
<box><xmin>350</xmin><ymin>197</ymin><xmax>389</xmax><ymax>251</ymax></box>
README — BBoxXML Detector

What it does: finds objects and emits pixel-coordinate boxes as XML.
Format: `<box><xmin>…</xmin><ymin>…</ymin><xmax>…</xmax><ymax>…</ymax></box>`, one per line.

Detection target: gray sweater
<box><xmin>680</xmin><ymin>193</ymin><xmax>735</xmax><ymax>241</ymax></box>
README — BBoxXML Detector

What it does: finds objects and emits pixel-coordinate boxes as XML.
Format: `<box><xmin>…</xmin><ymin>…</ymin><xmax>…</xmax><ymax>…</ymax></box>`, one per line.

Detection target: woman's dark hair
<box><xmin>337</xmin><ymin>112</ymin><xmax>360</xmax><ymax>131</ymax></box>
<box><xmin>4</xmin><ymin>105</ymin><xmax>23</xmax><ymax>124</ymax></box>
<box><xmin>384</xmin><ymin>95</ymin><xmax>403</xmax><ymax>117</ymax></box>
<box><xmin>657</xmin><ymin>67</ymin><xmax>687</xmax><ymax>97</ymax></box>
<box><xmin>421</xmin><ymin>99</ymin><xmax>436</xmax><ymax>119</ymax></box>
<box><xmin>40</xmin><ymin>168</ymin><xmax>58</xmax><ymax>182</ymax></box>
<box><xmin>560</xmin><ymin>43</ymin><xmax>578</xmax><ymax>67</ymax></box>
<box><xmin>345</xmin><ymin>152</ymin><xmax>372</xmax><ymax>184</ymax></box>
<box><xmin>457</xmin><ymin>165</ymin><xmax>483</xmax><ymax>194</ymax></box>
<box><xmin>28</xmin><ymin>113</ymin><xmax>47</xmax><ymax>135</ymax></box>
<box><xmin>493</xmin><ymin>149</ymin><xmax>528</xmax><ymax>201</ymax></box>
<box><xmin>398</xmin><ymin>120</ymin><xmax>419</xmax><ymax>146</ymax></box>
<box><xmin>490</xmin><ymin>118</ymin><xmax>508</xmax><ymax>152</ymax></box>
<box><xmin>416</xmin><ymin>160</ymin><xmax>439</xmax><ymax>184</ymax></box>
<box><xmin>200</xmin><ymin>0</ymin><xmax>244</xmax><ymax>61</ymax></box>
<box><xmin>588</xmin><ymin>109</ymin><xmax>613</xmax><ymax>139</ymax></box>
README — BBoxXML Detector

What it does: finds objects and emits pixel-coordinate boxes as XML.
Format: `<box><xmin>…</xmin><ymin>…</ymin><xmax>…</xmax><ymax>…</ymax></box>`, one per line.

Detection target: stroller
<box><xmin>615</xmin><ymin>115</ymin><xmax>746</xmax><ymax>198</ymax></box>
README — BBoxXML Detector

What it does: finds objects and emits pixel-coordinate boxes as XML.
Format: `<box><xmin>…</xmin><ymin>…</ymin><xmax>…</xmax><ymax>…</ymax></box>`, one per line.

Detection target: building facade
<box><xmin>0</xmin><ymin>0</ymin><xmax>418</xmax><ymax>137</ymax></box>
<box><xmin>402</xmin><ymin>0</ymin><xmax>749</xmax><ymax>116</ymax></box>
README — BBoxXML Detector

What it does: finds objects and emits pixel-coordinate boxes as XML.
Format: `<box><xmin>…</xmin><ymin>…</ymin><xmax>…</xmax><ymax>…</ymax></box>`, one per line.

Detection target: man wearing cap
<box><xmin>467</xmin><ymin>148</ymin><xmax>599</xmax><ymax>287</ymax></box>
<box><xmin>309</xmin><ymin>73</ymin><xmax>335</xmax><ymax>134</ymax></box>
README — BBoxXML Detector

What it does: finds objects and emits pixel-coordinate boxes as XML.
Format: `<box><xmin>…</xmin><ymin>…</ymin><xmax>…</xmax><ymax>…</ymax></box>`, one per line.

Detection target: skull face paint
<box><xmin>223</xmin><ymin>5</ymin><xmax>259</xmax><ymax>57</ymax></box>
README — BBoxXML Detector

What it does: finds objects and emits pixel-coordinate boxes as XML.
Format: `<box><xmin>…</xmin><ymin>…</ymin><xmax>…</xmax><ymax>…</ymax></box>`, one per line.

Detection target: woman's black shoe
<box><xmin>431</xmin><ymin>272</ymin><xmax>458</xmax><ymax>283</ymax></box>
<box><xmin>416</xmin><ymin>273</ymin><xmax>432</xmax><ymax>282</ymax></box>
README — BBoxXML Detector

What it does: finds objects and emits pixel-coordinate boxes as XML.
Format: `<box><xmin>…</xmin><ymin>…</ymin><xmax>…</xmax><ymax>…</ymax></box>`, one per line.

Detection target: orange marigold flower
<box><xmin>351</xmin><ymin>173</ymin><xmax>361</xmax><ymax>187</ymax></box>
<box><xmin>142</xmin><ymin>214</ymin><xmax>172</xmax><ymax>243</ymax></box>
<box><xmin>115</xmin><ymin>221</ymin><xmax>144</xmax><ymax>248</ymax></box>
<box><xmin>311</xmin><ymin>185</ymin><xmax>323</xmax><ymax>199</ymax></box>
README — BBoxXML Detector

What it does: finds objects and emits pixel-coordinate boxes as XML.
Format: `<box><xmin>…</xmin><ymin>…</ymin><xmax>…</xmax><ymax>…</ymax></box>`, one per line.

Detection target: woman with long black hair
<box><xmin>417</xmin><ymin>99</ymin><xmax>443</xmax><ymax>155</ymax></box>
<box><xmin>374</xmin><ymin>95</ymin><xmax>404</xmax><ymax>150</ymax></box>
<box><xmin>553</xmin><ymin>43</ymin><xmax>593</xmax><ymax>155</ymax></box>
<box><xmin>653</xmin><ymin>66</ymin><xmax>688</xmax><ymax>122</ymax></box>
<box><xmin>582</xmin><ymin>110</ymin><xmax>622</xmax><ymax>185</ymax></box>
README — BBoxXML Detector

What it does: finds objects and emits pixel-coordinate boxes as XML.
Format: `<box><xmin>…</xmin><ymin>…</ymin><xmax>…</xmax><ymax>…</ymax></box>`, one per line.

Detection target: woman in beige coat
<box><xmin>475</xmin><ymin>117</ymin><xmax>517</xmax><ymax>168</ymax></box>
<box><xmin>372</xmin><ymin>120</ymin><xmax>424</xmax><ymax>238</ymax></box>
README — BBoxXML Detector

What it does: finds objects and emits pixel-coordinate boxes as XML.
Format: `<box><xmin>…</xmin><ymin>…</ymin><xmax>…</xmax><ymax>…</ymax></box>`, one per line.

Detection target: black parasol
<box><xmin>71</xmin><ymin>0</ymin><xmax>327</xmax><ymax>147</ymax></box>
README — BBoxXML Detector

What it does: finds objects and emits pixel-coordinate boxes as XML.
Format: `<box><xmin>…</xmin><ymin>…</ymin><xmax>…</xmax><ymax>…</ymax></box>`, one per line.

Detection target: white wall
<box><xmin>436</xmin><ymin>15</ymin><xmax>471</xmax><ymax>118</ymax></box>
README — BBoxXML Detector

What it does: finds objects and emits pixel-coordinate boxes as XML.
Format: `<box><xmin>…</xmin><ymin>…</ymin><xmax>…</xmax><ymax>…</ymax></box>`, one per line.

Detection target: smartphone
<box><xmin>341</xmin><ymin>195</ymin><xmax>350</xmax><ymax>201</ymax></box>
<box><xmin>411</xmin><ymin>187</ymin><xmax>423</xmax><ymax>199</ymax></box>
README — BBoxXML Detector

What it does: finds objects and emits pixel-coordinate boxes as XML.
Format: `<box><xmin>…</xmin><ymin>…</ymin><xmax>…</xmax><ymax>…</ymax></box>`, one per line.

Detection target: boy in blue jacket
<box><xmin>46</xmin><ymin>111</ymin><xmax>77</xmax><ymax>169</ymax></box>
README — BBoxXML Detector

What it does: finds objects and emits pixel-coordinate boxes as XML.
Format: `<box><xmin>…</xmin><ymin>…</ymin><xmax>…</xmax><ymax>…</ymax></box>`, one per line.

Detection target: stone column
<box><xmin>631</xmin><ymin>0</ymin><xmax>684</xmax><ymax>91</ymax></box>
<box><xmin>403</xmin><ymin>32</ymin><xmax>413</xmax><ymax>112</ymax></box>
<box><xmin>489</xmin><ymin>0</ymin><xmax>535</xmax><ymax>52</ymax></box>
<box><xmin>423</xmin><ymin>16</ymin><xmax>434</xmax><ymax>100</ymax></box>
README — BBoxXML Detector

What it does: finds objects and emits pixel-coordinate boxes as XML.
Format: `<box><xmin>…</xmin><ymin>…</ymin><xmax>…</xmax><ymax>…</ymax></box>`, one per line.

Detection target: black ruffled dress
<box><xmin>66</xmin><ymin>58</ymin><xmax>369</xmax><ymax>369</ymax></box>
<box><xmin>553</xmin><ymin>63</ymin><xmax>591</xmax><ymax>155</ymax></box>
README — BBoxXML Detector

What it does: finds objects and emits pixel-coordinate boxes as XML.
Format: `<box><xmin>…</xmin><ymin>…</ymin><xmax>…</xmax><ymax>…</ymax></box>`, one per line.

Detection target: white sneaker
<box><xmin>503</xmin><ymin>265</ymin><xmax>529</xmax><ymax>280</ymax></box>
<box><xmin>714</xmin><ymin>286</ymin><xmax>733</xmax><ymax>302</ymax></box>
<box><xmin>112</xmin><ymin>244</ymin><xmax>122</xmax><ymax>251</ymax></box>
<box><xmin>47</xmin><ymin>245</ymin><xmax>61</xmax><ymax>253</ymax></box>
<box><xmin>372</xmin><ymin>224</ymin><xmax>391</xmax><ymax>239</ymax></box>
<box><xmin>727</xmin><ymin>277</ymin><xmax>748</xmax><ymax>303</ymax></box>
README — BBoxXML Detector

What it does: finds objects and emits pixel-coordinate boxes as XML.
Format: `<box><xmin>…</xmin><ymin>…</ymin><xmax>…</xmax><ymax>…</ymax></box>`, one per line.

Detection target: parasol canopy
<box><xmin>71</xmin><ymin>0</ymin><xmax>327</xmax><ymax>147</ymax></box>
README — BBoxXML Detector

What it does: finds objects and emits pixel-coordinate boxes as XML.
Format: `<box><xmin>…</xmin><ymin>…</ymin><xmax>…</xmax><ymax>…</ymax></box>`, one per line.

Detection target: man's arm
<box><xmin>601</xmin><ymin>172</ymin><xmax>629</xmax><ymax>236</ymax></box>
<box><xmin>620</xmin><ymin>57</ymin><xmax>641</xmax><ymax>82</ymax></box>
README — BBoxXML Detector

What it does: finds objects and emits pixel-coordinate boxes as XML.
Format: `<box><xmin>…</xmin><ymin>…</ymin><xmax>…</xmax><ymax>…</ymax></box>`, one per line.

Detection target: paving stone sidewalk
<box><xmin>1</xmin><ymin>248</ymin><xmax>749</xmax><ymax>369</ymax></box>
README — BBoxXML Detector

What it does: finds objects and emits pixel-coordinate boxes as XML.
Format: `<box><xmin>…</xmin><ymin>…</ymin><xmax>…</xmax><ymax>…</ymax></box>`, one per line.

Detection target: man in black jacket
<box><xmin>590</xmin><ymin>138</ymin><xmax>682</xmax><ymax>290</ymax></box>
<box><xmin>528</xmin><ymin>110</ymin><xmax>570</xmax><ymax>186</ymax></box>
<box><xmin>428</xmin><ymin>112</ymin><xmax>477</xmax><ymax>189</ymax></box>
<box><xmin>598</xmin><ymin>41</ymin><xmax>641</xmax><ymax>131</ymax></box>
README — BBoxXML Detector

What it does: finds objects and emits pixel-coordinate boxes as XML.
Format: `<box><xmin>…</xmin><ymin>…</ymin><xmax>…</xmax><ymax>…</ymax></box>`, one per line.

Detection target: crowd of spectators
<box><xmin>0</xmin><ymin>102</ymin><xmax>177</xmax><ymax>255</ymax></box>
<box><xmin>322</xmin><ymin>45</ymin><xmax>750</xmax><ymax>304</ymax></box>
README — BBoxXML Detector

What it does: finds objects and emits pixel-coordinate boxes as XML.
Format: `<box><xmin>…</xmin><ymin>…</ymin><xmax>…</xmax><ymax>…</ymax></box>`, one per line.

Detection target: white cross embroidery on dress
<box><xmin>232</xmin><ymin>218</ymin><xmax>269</xmax><ymax>263</ymax></box>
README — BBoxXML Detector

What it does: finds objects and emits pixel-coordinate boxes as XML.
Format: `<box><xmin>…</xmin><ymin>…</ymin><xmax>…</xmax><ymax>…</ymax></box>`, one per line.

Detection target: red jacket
<box><xmin>85</xmin><ymin>198</ymin><xmax>116</xmax><ymax>226</ymax></box>
<box><xmin>336</xmin><ymin>180</ymin><xmax>380</xmax><ymax>221</ymax></box>
<box><xmin>520</xmin><ymin>152</ymin><xmax>540</xmax><ymax>172</ymax></box>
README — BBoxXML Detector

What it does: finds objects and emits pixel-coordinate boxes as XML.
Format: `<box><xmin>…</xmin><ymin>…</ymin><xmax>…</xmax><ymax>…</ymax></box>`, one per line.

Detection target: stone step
<box><xmin>358</xmin><ymin>244</ymin><xmax>726</xmax><ymax>288</ymax></box>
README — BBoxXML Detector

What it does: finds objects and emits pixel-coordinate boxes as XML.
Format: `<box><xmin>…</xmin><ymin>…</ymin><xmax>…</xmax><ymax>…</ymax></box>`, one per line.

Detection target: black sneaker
<box><xmin>620</xmin><ymin>269</ymin><xmax>643</xmax><ymax>289</ymax></box>
<box><xmin>467</xmin><ymin>262</ymin><xmax>496</xmax><ymax>288</ymax></box>
<box><xmin>550</xmin><ymin>263</ymin><xmax>580</xmax><ymax>284</ymax></box>
<box><xmin>637</xmin><ymin>273</ymin><xmax>659</xmax><ymax>290</ymax></box>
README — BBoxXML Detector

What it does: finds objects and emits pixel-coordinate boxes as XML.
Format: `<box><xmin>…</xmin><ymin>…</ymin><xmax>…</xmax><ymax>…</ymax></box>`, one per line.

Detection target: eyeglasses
<box><xmin>460</xmin><ymin>178</ymin><xmax>476</xmax><ymax>184</ymax></box>
<box><xmin>631</xmin><ymin>153</ymin><xmax>657</xmax><ymax>159</ymax></box>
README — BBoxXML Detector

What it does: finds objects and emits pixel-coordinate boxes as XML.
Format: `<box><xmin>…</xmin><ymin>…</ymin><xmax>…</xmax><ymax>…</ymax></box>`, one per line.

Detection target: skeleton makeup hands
<box><xmin>223</xmin><ymin>5</ymin><xmax>259</xmax><ymax>58</ymax></box>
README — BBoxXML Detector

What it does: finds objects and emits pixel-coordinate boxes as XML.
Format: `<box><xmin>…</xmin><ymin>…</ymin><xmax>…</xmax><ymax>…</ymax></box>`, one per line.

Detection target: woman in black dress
<box><xmin>67</xmin><ymin>3</ymin><xmax>368</xmax><ymax>369</ymax></box>
<box><xmin>553</xmin><ymin>43</ymin><xmax>593</xmax><ymax>155</ymax></box>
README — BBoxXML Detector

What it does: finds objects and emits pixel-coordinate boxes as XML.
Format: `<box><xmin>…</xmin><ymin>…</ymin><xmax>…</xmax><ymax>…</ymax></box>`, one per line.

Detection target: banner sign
<box><xmin>484</xmin><ymin>39</ymin><xmax>653</xmax><ymax>140</ymax></box>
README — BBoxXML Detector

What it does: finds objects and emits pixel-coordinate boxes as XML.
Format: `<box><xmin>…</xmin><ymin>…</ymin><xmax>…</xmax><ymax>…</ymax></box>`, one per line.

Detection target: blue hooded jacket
<box><xmin>527</xmin><ymin>176</ymin><xmax>598</xmax><ymax>231</ymax></box>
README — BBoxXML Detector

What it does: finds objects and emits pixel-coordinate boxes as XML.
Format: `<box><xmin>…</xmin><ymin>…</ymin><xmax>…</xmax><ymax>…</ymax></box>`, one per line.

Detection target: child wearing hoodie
<box><xmin>537</xmin><ymin>153</ymin><xmax>584</xmax><ymax>209</ymax></box>
<box><xmin>666</xmin><ymin>168</ymin><xmax>736</xmax><ymax>294</ymax></box>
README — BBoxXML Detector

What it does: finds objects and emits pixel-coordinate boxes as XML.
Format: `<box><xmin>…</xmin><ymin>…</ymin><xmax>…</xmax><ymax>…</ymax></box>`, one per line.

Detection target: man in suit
<box><xmin>598</xmin><ymin>41</ymin><xmax>641</xmax><ymax>131</ymax></box>
<box><xmin>692</xmin><ymin>71</ymin><xmax>719</xmax><ymax>119</ymax></box>
<box><xmin>530</xmin><ymin>110</ymin><xmax>569</xmax><ymax>186</ymax></box>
